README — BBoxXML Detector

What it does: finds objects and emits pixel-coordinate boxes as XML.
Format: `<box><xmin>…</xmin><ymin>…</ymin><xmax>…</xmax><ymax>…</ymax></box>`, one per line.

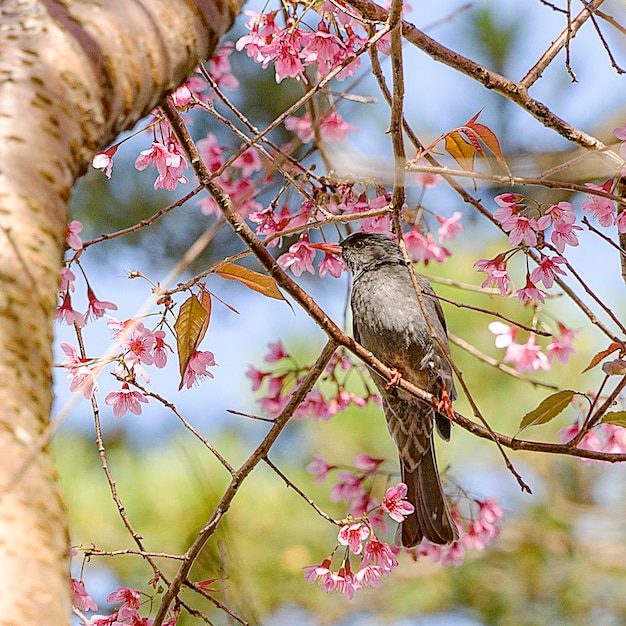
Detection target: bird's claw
<box><xmin>386</xmin><ymin>367</ymin><xmax>402</xmax><ymax>389</ymax></box>
<box><xmin>438</xmin><ymin>386</ymin><xmax>455</xmax><ymax>421</ymax></box>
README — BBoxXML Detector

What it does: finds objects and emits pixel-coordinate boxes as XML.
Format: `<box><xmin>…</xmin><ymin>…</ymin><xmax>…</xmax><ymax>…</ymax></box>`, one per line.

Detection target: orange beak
<box><xmin>309</xmin><ymin>241</ymin><xmax>342</xmax><ymax>256</ymax></box>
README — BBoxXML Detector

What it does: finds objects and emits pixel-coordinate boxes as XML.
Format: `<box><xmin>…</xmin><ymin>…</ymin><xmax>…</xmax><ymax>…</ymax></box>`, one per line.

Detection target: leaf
<box><xmin>602</xmin><ymin>411</ymin><xmax>626</xmax><ymax>428</ymax></box>
<box><xmin>517</xmin><ymin>390</ymin><xmax>578</xmax><ymax>434</ymax></box>
<box><xmin>582</xmin><ymin>342</ymin><xmax>622</xmax><ymax>373</ymax></box>
<box><xmin>444</xmin><ymin>130</ymin><xmax>476</xmax><ymax>172</ymax></box>
<box><xmin>174</xmin><ymin>293</ymin><xmax>210</xmax><ymax>390</ymax></box>
<box><xmin>464</xmin><ymin>111</ymin><xmax>510</xmax><ymax>175</ymax></box>
<box><xmin>216</xmin><ymin>262</ymin><xmax>285</xmax><ymax>301</ymax></box>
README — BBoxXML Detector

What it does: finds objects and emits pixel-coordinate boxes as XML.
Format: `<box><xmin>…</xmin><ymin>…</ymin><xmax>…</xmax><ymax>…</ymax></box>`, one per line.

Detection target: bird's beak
<box><xmin>309</xmin><ymin>242</ymin><xmax>342</xmax><ymax>256</ymax></box>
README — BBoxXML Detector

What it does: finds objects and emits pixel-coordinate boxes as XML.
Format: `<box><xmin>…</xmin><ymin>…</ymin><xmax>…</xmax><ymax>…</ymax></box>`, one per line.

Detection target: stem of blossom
<box><xmin>455</xmin><ymin>411</ymin><xmax>626</xmax><ymax>462</ymax></box>
<box><xmin>263</xmin><ymin>456</ymin><xmax>342</xmax><ymax>525</ymax></box>
<box><xmin>151</xmin><ymin>340</ymin><xmax>338</xmax><ymax>626</ymax></box>
<box><xmin>183</xmin><ymin>582</ymin><xmax>247</xmax><ymax>625</ymax></box>
<box><xmin>405</xmin><ymin>164</ymin><xmax>626</xmax><ymax>206</ymax></box>
<box><xmin>344</xmin><ymin>0</ymin><xmax>622</xmax><ymax>167</ymax></box>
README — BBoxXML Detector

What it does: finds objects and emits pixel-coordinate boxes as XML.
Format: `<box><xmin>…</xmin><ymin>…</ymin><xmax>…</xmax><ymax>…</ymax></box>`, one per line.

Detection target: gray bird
<box><xmin>314</xmin><ymin>232</ymin><xmax>458</xmax><ymax>547</ymax></box>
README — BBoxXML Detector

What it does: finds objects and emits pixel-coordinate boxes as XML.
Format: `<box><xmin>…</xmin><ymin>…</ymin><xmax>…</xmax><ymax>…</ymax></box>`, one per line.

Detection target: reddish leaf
<box><xmin>216</xmin><ymin>263</ymin><xmax>285</xmax><ymax>301</ymax></box>
<box><xmin>582</xmin><ymin>342</ymin><xmax>622</xmax><ymax>373</ymax></box>
<box><xmin>444</xmin><ymin>130</ymin><xmax>476</xmax><ymax>172</ymax></box>
<box><xmin>174</xmin><ymin>293</ymin><xmax>210</xmax><ymax>390</ymax></box>
<box><xmin>517</xmin><ymin>390</ymin><xmax>577</xmax><ymax>434</ymax></box>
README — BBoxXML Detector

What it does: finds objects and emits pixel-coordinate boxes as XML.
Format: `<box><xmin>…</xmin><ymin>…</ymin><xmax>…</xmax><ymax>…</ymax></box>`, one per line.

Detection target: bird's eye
<box><xmin>354</xmin><ymin>239</ymin><xmax>365</xmax><ymax>249</ymax></box>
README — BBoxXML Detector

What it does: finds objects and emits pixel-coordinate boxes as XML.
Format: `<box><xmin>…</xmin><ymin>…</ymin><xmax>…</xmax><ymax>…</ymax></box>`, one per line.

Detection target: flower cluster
<box><xmin>247</xmin><ymin>341</ymin><xmax>375</xmax><ymax>420</ymax></box>
<box><xmin>305</xmin><ymin>455</ymin><xmax>505</xmax><ymax>596</ymax></box>
<box><xmin>57</xmin><ymin>222</ymin><xmax>118</xmax><ymax>328</ymax></box>
<box><xmin>488</xmin><ymin>321</ymin><xmax>576</xmax><ymax>373</ymax></box>
<box><xmin>304</xmin><ymin>482</ymin><xmax>412</xmax><ymax>598</ymax></box>
<box><xmin>559</xmin><ymin>421</ymin><xmax>626</xmax><ymax>461</ymax></box>
<box><xmin>80</xmin><ymin>586</ymin><xmax>177</xmax><ymax>626</ymax></box>
<box><xmin>236</xmin><ymin>8</ymin><xmax>367</xmax><ymax>84</ymax></box>
<box><xmin>414</xmin><ymin>498</ymin><xmax>505</xmax><ymax>567</ymax></box>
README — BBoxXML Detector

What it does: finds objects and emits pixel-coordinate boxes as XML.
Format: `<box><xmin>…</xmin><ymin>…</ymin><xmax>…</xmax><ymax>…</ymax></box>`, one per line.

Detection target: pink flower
<box><xmin>322</xmin><ymin>563</ymin><xmax>358</xmax><ymax>599</ymax></box>
<box><xmin>353</xmin><ymin>453</ymin><xmax>384</xmax><ymax>474</ymax></box>
<box><xmin>504</xmin><ymin>334</ymin><xmax>550</xmax><ymax>372</ymax></box>
<box><xmin>183</xmin><ymin>350</ymin><xmax>218</xmax><ymax>388</ymax></box>
<box><xmin>304</xmin><ymin>557</ymin><xmax>333</xmax><ymax>585</ymax></box>
<box><xmin>71</xmin><ymin>578</ymin><xmax>98</xmax><ymax>612</ymax></box>
<box><xmin>463</xmin><ymin>499</ymin><xmax>504</xmax><ymax>551</ymax></box>
<box><xmin>488</xmin><ymin>321</ymin><xmax>518</xmax><ymax>348</ymax></box>
<box><xmin>581</xmin><ymin>182</ymin><xmax>616</xmax><ymax>227</ymax></box>
<box><xmin>245</xmin><ymin>366</ymin><xmax>267</xmax><ymax>391</ymax></box>
<box><xmin>59</xmin><ymin>266</ymin><xmax>76</xmax><ymax>293</ymax></box>
<box><xmin>277</xmin><ymin>234</ymin><xmax>317</xmax><ymax>276</ymax></box>
<box><xmin>493</xmin><ymin>193</ymin><xmax>524</xmax><ymax>222</ymax></box>
<box><xmin>361</xmin><ymin>536</ymin><xmax>399</xmax><ymax>572</ymax></box>
<box><xmin>306</xmin><ymin>455</ymin><xmax>335</xmax><ymax>483</ymax></box>
<box><xmin>614</xmin><ymin>123</ymin><xmax>626</xmax><ymax>142</ymax></box>
<box><xmin>106</xmin><ymin>586</ymin><xmax>141</xmax><ymax>607</ymax></box>
<box><xmin>338</xmin><ymin>522</ymin><xmax>370</xmax><ymax>554</ymax></box>
<box><xmin>123</xmin><ymin>323</ymin><xmax>156</xmax><ymax>367</ymax></box>
<box><xmin>135</xmin><ymin>140</ymin><xmax>189</xmax><ymax>191</ymax></box>
<box><xmin>514</xmin><ymin>275</ymin><xmax>549</xmax><ymax>305</ymax></box>
<box><xmin>550</xmin><ymin>219</ymin><xmax>582</xmax><ymax>253</ymax></box>
<box><xmin>354</xmin><ymin>564</ymin><xmax>383</xmax><ymax>588</ymax></box>
<box><xmin>285</xmin><ymin>113</ymin><xmax>315</xmax><ymax>143</ymax></box>
<box><xmin>105</xmin><ymin>383</ymin><xmax>149</xmax><ymax>418</ymax></box>
<box><xmin>380</xmin><ymin>482</ymin><xmax>415</xmax><ymax>522</ymax></box>
<box><xmin>85</xmin><ymin>286</ymin><xmax>118</xmax><ymax>320</ymax></box>
<box><xmin>437</xmin><ymin>212</ymin><xmax>463</xmax><ymax>241</ymax></box>
<box><xmin>330</xmin><ymin>470</ymin><xmax>366</xmax><ymax>504</ymax></box>
<box><xmin>529</xmin><ymin>255</ymin><xmax>567</xmax><ymax>289</ymax></box>
<box><xmin>152</xmin><ymin>329</ymin><xmax>173</xmax><ymax>368</ymax></box>
<box><xmin>318</xmin><ymin>252</ymin><xmax>347</xmax><ymax>278</ymax></box>
<box><xmin>57</xmin><ymin>292</ymin><xmax>85</xmax><ymax>326</ymax></box>
<box><xmin>232</xmin><ymin>146</ymin><xmax>263</xmax><ymax>177</ymax></box>
<box><xmin>66</xmin><ymin>220</ymin><xmax>84</xmax><ymax>250</ymax></box>
<box><xmin>61</xmin><ymin>342</ymin><xmax>98</xmax><ymax>399</ymax></box>
<box><xmin>319</xmin><ymin>111</ymin><xmax>357</xmax><ymax>142</ymax></box>
<box><xmin>547</xmin><ymin>322</ymin><xmax>577</xmax><ymax>364</ymax></box>
<box><xmin>474</xmin><ymin>253</ymin><xmax>512</xmax><ymax>295</ymax></box>
<box><xmin>197</xmin><ymin>133</ymin><xmax>225</xmax><ymax>173</ymax></box>
<box><xmin>546</xmin><ymin>201</ymin><xmax>576</xmax><ymax>228</ymax></box>
<box><xmin>501</xmin><ymin>214</ymin><xmax>550</xmax><ymax>247</ymax></box>
<box><xmin>404</xmin><ymin>228</ymin><xmax>451</xmax><ymax>265</ymax></box>
<box><xmin>92</xmin><ymin>145</ymin><xmax>118</xmax><ymax>179</ymax></box>
<box><xmin>265</xmin><ymin>340</ymin><xmax>288</xmax><ymax>363</ymax></box>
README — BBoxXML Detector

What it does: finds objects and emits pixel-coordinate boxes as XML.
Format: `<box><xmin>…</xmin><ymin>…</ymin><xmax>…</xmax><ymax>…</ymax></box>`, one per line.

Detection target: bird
<box><xmin>313</xmin><ymin>232</ymin><xmax>459</xmax><ymax>547</ymax></box>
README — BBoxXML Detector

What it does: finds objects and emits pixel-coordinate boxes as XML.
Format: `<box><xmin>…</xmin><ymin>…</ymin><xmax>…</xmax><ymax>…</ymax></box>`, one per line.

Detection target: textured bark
<box><xmin>0</xmin><ymin>0</ymin><xmax>242</xmax><ymax>622</ymax></box>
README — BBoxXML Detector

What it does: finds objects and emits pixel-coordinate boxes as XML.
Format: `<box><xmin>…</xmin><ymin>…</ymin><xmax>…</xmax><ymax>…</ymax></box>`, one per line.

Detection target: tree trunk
<box><xmin>0</xmin><ymin>0</ymin><xmax>242</xmax><ymax>622</ymax></box>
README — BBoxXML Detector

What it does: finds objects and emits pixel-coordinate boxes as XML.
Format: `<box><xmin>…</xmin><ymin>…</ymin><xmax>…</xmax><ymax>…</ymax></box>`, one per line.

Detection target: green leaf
<box><xmin>517</xmin><ymin>390</ymin><xmax>577</xmax><ymax>434</ymax></box>
<box><xmin>602</xmin><ymin>411</ymin><xmax>626</xmax><ymax>428</ymax></box>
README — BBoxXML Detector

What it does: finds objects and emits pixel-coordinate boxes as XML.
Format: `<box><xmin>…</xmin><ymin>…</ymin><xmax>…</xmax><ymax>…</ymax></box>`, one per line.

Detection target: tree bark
<box><xmin>0</xmin><ymin>0</ymin><xmax>242</xmax><ymax>622</ymax></box>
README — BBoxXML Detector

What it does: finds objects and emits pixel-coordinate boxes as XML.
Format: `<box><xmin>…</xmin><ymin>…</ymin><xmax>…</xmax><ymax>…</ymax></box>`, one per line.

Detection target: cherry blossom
<box><xmin>547</xmin><ymin>323</ymin><xmax>577</xmax><ymax>364</ymax></box>
<box><xmin>105</xmin><ymin>383</ymin><xmax>149</xmax><ymax>418</ymax></box>
<box><xmin>380</xmin><ymin>482</ymin><xmax>415</xmax><ymax>522</ymax></box>
<box><xmin>504</xmin><ymin>334</ymin><xmax>550</xmax><ymax>372</ymax></box>
<box><xmin>183</xmin><ymin>350</ymin><xmax>218</xmax><ymax>388</ymax></box>
<box><xmin>514</xmin><ymin>274</ymin><xmax>549</xmax><ymax>305</ymax></box>
<box><xmin>474</xmin><ymin>253</ymin><xmax>512</xmax><ymax>295</ymax></box>
<box><xmin>85</xmin><ymin>286</ymin><xmax>118</xmax><ymax>320</ymax></box>
<box><xmin>581</xmin><ymin>182</ymin><xmax>616</xmax><ymax>227</ymax></box>
<box><xmin>71</xmin><ymin>578</ymin><xmax>98</xmax><ymax>612</ymax></box>
<box><xmin>57</xmin><ymin>291</ymin><xmax>85</xmax><ymax>326</ymax></box>
<box><xmin>66</xmin><ymin>220</ymin><xmax>84</xmax><ymax>250</ymax></box>
<box><xmin>135</xmin><ymin>139</ymin><xmax>189</xmax><ymax>191</ymax></box>
<box><xmin>277</xmin><ymin>234</ymin><xmax>317</xmax><ymax>276</ymax></box>
<box><xmin>306</xmin><ymin>455</ymin><xmax>335</xmax><ymax>483</ymax></box>
<box><xmin>338</xmin><ymin>522</ymin><xmax>370</xmax><ymax>554</ymax></box>
<box><xmin>437</xmin><ymin>212</ymin><xmax>463</xmax><ymax>241</ymax></box>
<box><xmin>529</xmin><ymin>254</ymin><xmax>567</xmax><ymax>289</ymax></box>
<box><xmin>91</xmin><ymin>145</ymin><xmax>118</xmax><ymax>179</ymax></box>
<box><xmin>361</xmin><ymin>536</ymin><xmax>399</xmax><ymax>572</ymax></box>
<box><xmin>264</xmin><ymin>340</ymin><xmax>288</xmax><ymax>363</ymax></box>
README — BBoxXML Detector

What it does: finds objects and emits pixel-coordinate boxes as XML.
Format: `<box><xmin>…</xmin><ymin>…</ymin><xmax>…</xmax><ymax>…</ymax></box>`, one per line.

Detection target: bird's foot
<box><xmin>437</xmin><ymin>386</ymin><xmax>455</xmax><ymax>420</ymax></box>
<box><xmin>386</xmin><ymin>367</ymin><xmax>402</xmax><ymax>389</ymax></box>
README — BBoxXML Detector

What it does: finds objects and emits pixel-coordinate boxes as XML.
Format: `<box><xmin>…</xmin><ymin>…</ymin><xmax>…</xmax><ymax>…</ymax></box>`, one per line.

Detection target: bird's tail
<box><xmin>397</xmin><ymin>444</ymin><xmax>458</xmax><ymax>548</ymax></box>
